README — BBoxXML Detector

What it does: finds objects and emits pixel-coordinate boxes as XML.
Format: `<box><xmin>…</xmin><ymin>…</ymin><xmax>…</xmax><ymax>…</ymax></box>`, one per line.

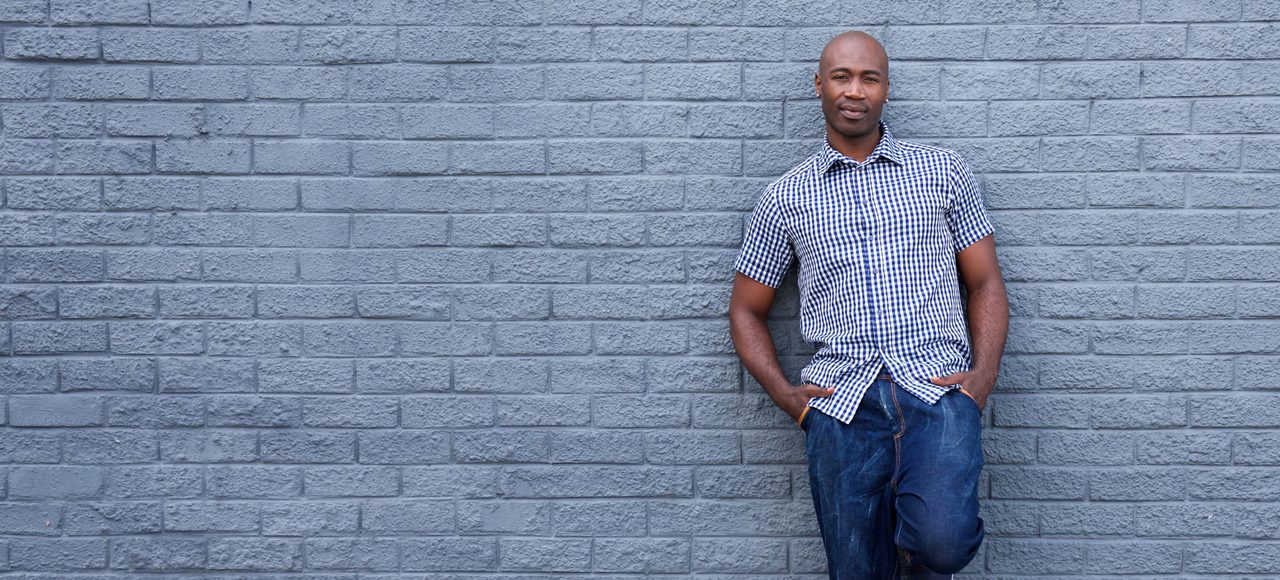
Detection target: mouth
<box><xmin>838</xmin><ymin>106</ymin><xmax>867</xmax><ymax>120</ymax></box>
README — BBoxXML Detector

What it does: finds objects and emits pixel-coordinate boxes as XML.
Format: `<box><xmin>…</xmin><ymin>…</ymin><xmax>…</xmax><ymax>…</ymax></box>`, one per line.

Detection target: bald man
<box><xmin>729</xmin><ymin>31</ymin><xmax>1008</xmax><ymax>579</ymax></box>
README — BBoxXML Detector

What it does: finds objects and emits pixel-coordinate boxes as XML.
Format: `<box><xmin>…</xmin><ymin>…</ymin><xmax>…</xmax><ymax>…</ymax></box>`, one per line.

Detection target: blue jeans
<box><xmin>801</xmin><ymin>369</ymin><xmax>985</xmax><ymax>579</ymax></box>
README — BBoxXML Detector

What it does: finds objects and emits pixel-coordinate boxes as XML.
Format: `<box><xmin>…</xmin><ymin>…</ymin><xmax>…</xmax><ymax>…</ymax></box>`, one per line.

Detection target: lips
<box><xmin>839</xmin><ymin>106</ymin><xmax>867</xmax><ymax>120</ymax></box>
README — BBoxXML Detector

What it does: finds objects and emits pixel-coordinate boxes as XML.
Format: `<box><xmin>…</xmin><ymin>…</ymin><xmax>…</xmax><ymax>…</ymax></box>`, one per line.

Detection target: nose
<box><xmin>843</xmin><ymin>79</ymin><xmax>866</xmax><ymax>100</ymax></box>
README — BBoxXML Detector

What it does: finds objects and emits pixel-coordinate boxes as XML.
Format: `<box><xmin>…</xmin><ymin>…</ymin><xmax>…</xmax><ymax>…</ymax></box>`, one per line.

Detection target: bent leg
<box><xmin>891</xmin><ymin>386</ymin><xmax>985</xmax><ymax>575</ymax></box>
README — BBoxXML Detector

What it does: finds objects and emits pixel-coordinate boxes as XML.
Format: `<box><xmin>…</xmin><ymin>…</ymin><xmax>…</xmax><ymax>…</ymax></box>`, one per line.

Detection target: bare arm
<box><xmin>930</xmin><ymin>235</ymin><xmax>1009</xmax><ymax>410</ymax></box>
<box><xmin>729</xmin><ymin>272</ymin><xmax>834</xmax><ymax>425</ymax></box>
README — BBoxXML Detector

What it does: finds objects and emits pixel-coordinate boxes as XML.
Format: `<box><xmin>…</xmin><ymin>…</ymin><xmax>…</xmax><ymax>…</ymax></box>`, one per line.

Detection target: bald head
<box><xmin>814</xmin><ymin>29</ymin><xmax>890</xmax><ymax>151</ymax></box>
<box><xmin>818</xmin><ymin>30</ymin><xmax>888</xmax><ymax>77</ymax></box>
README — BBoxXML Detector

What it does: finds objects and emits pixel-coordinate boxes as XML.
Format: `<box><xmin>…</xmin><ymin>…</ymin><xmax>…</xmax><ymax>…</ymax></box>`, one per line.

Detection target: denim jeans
<box><xmin>801</xmin><ymin>368</ymin><xmax>985</xmax><ymax>579</ymax></box>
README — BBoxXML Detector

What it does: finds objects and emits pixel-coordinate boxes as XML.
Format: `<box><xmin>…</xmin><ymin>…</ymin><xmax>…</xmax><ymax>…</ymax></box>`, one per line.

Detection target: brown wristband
<box><xmin>796</xmin><ymin>406</ymin><xmax>811</xmax><ymax>428</ymax></box>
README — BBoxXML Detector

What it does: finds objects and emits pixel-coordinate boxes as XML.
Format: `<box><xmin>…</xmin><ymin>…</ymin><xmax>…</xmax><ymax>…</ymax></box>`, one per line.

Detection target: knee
<box><xmin>916</xmin><ymin>543</ymin><xmax>977</xmax><ymax>575</ymax></box>
<box><xmin>912</xmin><ymin>530</ymin><xmax>982</xmax><ymax>575</ymax></box>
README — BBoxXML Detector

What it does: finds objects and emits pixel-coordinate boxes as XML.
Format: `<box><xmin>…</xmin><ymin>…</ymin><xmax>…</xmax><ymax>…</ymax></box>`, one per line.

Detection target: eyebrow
<box><xmin>826</xmin><ymin>67</ymin><xmax>884</xmax><ymax>75</ymax></box>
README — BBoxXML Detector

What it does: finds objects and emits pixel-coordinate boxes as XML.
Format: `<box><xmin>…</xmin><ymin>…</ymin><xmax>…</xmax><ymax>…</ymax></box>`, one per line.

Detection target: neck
<box><xmin>826</xmin><ymin>123</ymin><xmax>883</xmax><ymax>163</ymax></box>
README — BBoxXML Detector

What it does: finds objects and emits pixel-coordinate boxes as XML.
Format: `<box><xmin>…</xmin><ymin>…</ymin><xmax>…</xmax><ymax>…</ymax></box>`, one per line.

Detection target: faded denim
<box><xmin>801</xmin><ymin>369</ymin><xmax>985</xmax><ymax>579</ymax></box>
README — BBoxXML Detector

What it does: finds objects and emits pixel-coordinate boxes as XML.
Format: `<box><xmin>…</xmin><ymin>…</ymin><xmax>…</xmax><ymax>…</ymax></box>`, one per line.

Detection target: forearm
<box><xmin>729</xmin><ymin>311</ymin><xmax>794</xmax><ymax>401</ymax></box>
<box><xmin>965</xmin><ymin>280</ymin><xmax>1009</xmax><ymax>382</ymax></box>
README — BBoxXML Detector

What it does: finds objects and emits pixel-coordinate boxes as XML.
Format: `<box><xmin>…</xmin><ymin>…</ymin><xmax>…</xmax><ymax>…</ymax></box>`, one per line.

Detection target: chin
<box><xmin>829</xmin><ymin>118</ymin><xmax>876</xmax><ymax>138</ymax></box>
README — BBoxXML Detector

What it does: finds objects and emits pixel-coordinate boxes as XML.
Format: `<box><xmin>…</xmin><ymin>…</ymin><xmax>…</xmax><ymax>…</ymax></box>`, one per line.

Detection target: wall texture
<box><xmin>1</xmin><ymin>0</ymin><xmax>1278</xmax><ymax>577</ymax></box>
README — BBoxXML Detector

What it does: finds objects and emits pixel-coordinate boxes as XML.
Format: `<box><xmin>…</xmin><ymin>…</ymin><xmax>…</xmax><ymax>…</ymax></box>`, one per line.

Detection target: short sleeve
<box><xmin>946</xmin><ymin>153</ymin><xmax>995</xmax><ymax>253</ymax></box>
<box><xmin>734</xmin><ymin>187</ymin><xmax>796</xmax><ymax>288</ymax></box>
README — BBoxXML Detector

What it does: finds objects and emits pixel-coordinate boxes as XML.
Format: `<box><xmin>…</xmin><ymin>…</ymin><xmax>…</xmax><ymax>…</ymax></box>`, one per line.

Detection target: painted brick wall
<box><xmin>1</xmin><ymin>0</ymin><xmax>1278</xmax><ymax>576</ymax></box>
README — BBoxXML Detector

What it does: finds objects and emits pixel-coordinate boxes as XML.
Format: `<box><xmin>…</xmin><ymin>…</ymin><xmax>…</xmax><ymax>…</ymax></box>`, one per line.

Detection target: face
<box><xmin>815</xmin><ymin>36</ymin><xmax>889</xmax><ymax>139</ymax></box>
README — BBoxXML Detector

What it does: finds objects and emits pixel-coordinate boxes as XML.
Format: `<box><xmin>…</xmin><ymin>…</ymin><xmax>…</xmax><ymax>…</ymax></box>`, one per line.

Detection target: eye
<box><xmin>865</xmin><ymin>77</ymin><xmax>880</xmax><ymax>83</ymax></box>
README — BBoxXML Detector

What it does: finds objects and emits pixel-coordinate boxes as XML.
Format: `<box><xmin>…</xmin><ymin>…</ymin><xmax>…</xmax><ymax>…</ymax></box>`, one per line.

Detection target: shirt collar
<box><xmin>816</xmin><ymin>121</ymin><xmax>904</xmax><ymax>175</ymax></box>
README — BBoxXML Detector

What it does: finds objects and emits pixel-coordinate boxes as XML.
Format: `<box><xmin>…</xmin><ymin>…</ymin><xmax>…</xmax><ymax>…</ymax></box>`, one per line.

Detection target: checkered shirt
<box><xmin>734</xmin><ymin>121</ymin><xmax>995</xmax><ymax>424</ymax></box>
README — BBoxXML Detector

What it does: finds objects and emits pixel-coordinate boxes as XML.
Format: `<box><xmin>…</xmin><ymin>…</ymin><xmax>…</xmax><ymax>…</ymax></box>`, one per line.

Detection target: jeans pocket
<box><xmin>956</xmin><ymin>387</ymin><xmax>981</xmax><ymax>415</ymax></box>
<box><xmin>799</xmin><ymin>406</ymin><xmax>814</xmax><ymax>432</ymax></box>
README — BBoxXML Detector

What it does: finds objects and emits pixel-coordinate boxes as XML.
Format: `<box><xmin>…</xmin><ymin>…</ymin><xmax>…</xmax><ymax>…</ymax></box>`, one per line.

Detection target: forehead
<box><xmin>820</xmin><ymin>37</ymin><xmax>887</xmax><ymax>73</ymax></box>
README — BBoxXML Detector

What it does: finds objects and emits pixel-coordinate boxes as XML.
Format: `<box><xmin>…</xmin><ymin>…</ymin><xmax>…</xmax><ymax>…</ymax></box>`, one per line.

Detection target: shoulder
<box><xmin>894</xmin><ymin>138</ymin><xmax>967</xmax><ymax>173</ymax></box>
<box><xmin>764</xmin><ymin>149</ymin><xmax>826</xmax><ymax>198</ymax></box>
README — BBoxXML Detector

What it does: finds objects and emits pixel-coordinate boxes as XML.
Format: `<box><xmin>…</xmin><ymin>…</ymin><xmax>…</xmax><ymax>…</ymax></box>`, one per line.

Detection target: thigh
<box><xmin>804</xmin><ymin>385</ymin><xmax>901</xmax><ymax>579</ymax></box>
<box><xmin>891</xmin><ymin>386</ymin><xmax>985</xmax><ymax>570</ymax></box>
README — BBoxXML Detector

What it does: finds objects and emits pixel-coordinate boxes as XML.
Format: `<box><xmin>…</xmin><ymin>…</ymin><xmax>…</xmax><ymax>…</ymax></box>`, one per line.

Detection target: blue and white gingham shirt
<box><xmin>734</xmin><ymin>121</ymin><xmax>995</xmax><ymax>425</ymax></box>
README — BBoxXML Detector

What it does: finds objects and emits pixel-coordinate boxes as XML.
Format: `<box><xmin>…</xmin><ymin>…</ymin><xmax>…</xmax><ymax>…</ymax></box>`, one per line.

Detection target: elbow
<box><xmin>728</xmin><ymin>304</ymin><xmax>767</xmax><ymax>330</ymax></box>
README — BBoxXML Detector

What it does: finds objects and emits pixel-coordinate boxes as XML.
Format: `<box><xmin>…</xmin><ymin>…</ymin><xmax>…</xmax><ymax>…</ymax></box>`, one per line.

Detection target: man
<box><xmin>728</xmin><ymin>31</ymin><xmax>1009</xmax><ymax>580</ymax></box>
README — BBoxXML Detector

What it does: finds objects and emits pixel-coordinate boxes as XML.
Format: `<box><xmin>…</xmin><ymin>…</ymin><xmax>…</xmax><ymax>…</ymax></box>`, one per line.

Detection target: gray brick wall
<box><xmin>0</xmin><ymin>0</ymin><xmax>1277</xmax><ymax>576</ymax></box>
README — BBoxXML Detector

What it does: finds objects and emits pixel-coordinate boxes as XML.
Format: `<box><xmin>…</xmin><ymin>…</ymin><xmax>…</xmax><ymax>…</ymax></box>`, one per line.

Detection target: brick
<box><xmin>1042</xmin><ymin>63</ymin><xmax>1141</xmax><ymax>99</ymax></box>
<box><xmin>1088</xmin><ymin>24</ymin><xmax>1186</xmax><ymax>59</ymax></box>
<box><xmin>1087</xmin><ymin>173</ymin><xmax>1184</xmax><ymax>208</ymax></box>
<box><xmin>1093</xmin><ymin>99</ymin><xmax>1192</xmax><ymax>134</ymax></box>
<box><xmin>1191</xmin><ymin>23</ymin><xmax>1280</xmax><ymax>59</ymax></box>
<box><xmin>886</xmin><ymin>25</ymin><xmax>985</xmax><ymax>60</ymax></box>
<box><xmin>543</xmin><ymin>65</ymin><xmax>643</xmax><ymax>100</ymax></box>
<box><xmin>744</xmin><ymin>63</ymin><xmax>814</xmax><ymax>101</ymax></box>
<box><xmin>50</xmin><ymin>0</ymin><xmax>147</xmax><ymax>24</ymax></box>
<box><xmin>60</xmin><ymin>285</ymin><xmax>154</xmax><ymax>318</ymax></box>
<box><xmin>1244</xmin><ymin>136</ymin><xmax>1280</xmax><ymax>170</ymax></box>
<box><xmin>690</xmin><ymin>27</ymin><xmax>786</xmax><ymax>61</ymax></box>
<box><xmin>1042</xmin><ymin>136</ymin><xmax>1140</xmax><ymax>171</ymax></box>
<box><xmin>1040</xmin><ymin>0</ymin><xmax>1140</xmax><ymax>23</ymax></box>
<box><xmin>1190</xmin><ymin>468</ymin><xmax>1280</xmax><ymax>500</ymax></box>
<box><xmin>928</xmin><ymin>137</ymin><xmax>1039</xmax><ymax>172</ymax></box>
<box><xmin>693</xmin><ymin>538</ymin><xmax>788</xmax><ymax>573</ymax></box>
<box><xmin>594</xmin><ymin>27</ymin><xmax>688</xmax><ymax>61</ymax></box>
<box><xmin>348</xmin><ymin>65</ymin><xmax>447</xmax><ymax>101</ymax></box>
<box><xmin>1245</xmin><ymin>0</ymin><xmax>1280</xmax><ymax>19</ymax></box>
<box><xmin>493</xmin><ymin>27</ymin><xmax>592</xmax><ymax>62</ymax></box>
<box><xmin>983</xmin><ymin>25</ymin><xmax>1085</xmax><ymax>59</ymax></box>
<box><xmin>942</xmin><ymin>64</ymin><xmax>1039</xmax><ymax>99</ymax></box>
<box><xmin>1086</xmin><ymin>541</ymin><xmax>1183</xmax><ymax>574</ymax></box>
<box><xmin>449</xmin><ymin>64</ymin><xmax>544</xmax><ymax>102</ymax></box>
<box><xmin>402</xmin><ymin>104</ymin><xmax>492</xmax><ymax>139</ymax></box>
<box><xmin>206</xmin><ymin>104</ymin><xmax>300</xmax><ymax>136</ymax></box>
<box><xmin>0</xmin><ymin>0</ymin><xmax>48</xmax><ymax>23</ymax></box>
<box><xmin>400</xmin><ymin>27</ymin><xmax>492</xmax><ymax>63</ymax></box>
<box><xmin>1187</xmin><ymin>543</ymin><xmax>1280</xmax><ymax>574</ymax></box>
<box><xmin>494</xmin><ymin>102</ymin><xmax>592</xmax><ymax>138</ymax></box>
<box><xmin>2</xmin><ymin>103</ymin><xmax>100</xmax><ymax>138</ymax></box>
<box><xmin>546</xmin><ymin>140</ymin><xmax>640</xmax><ymax>174</ymax></box>
<box><xmin>590</xmin><ymin>102</ymin><xmax>688</xmax><ymax>137</ymax></box>
<box><xmin>0</xmin><ymin>66</ymin><xmax>50</xmax><ymax>99</ymax></box>
<box><xmin>351</xmin><ymin>142</ymin><xmax>446</xmax><ymax>175</ymax></box>
<box><xmin>647</xmin><ymin>63</ymin><xmax>741</xmax><ymax>100</ymax></box>
<box><xmin>1194</xmin><ymin>98</ymin><xmax>1280</xmax><ymax>133</ymax></box>
<box><xmin>5</xmin><ymin>27</ymin><xmax>99</xmax><ymax>60</ymax></box>
<box><xmin>300</xmin><ymin>28</ymin><xmax>395</xmax><ymax>64</ymax></box>
<box><xmin>102</xmin><ymin>28</ymin><xmax>199</xmax><ymax>63</ymax></box>
<box><xmin>1090</xmin><ymin>316</ymin><xmax>1187</xmax><ymax>353</ymax></box>
<box><xmin>648</xmin><ymin>140</ymin><xmax>741</xmax><ymax>175</ymax></box>
<box><xmin>1039</xmin><ymin>503</ymin><xmax>1134</xmax><ymax>536</ymax></box>
<box><xmin>884</xmin><ymin>101</ymin><xmax>986</xmax><ymax>136</ymax></box>
<box><xmin>156</xmin><ymin>139</ymin><xmax>251</xmax><ymax>175</ymax></box>
<box><xmin>492</xmin><ymin>178</ymin><xmax>585</xmax><ymax>212</ymax></box>
<box><xmin>302</xmin><ymin>104</ymin><xmax>398</xmax><ymax>138</ymax></box>
<box><xmin>451</xmin><ymin>141</ymin><xmax>545</xmax><ymax>175</ymax></box>
<box><xmin>543</xmin><ymin>0</ymin><xmax>641</xmax><ymax>24</ymax></box>
<box><xmin>1037</xmin><ymin>284</ymin><xmax>1133</xmax><ymax>319</ymax></box>
<box><xmin>150</xmin><ymin>0</ymin><xmax>249</xmax><ymax>25</ymax></box>
<box><xmin>198</xmin><ymin>28</ymin><xmax>298</xmax><ymax>64</ymax></box>
<box><xmin>646</xmin><ymin>0</ymin><xmax>741</xmax><ymax>24</ymax></box>
<box><xmin>53</xmin><ymin>66</ymin><xmax>148</xmax><ymax>100</ymax></box>
<box><xmin>990</xmin><ymin>101</ymin><xmax>1088</xmax><ymax>136</ymax></box>
<box><xmin>1145</xmin><ymin>61</ymin><xmax>1280</xmax><ymax>97</ymax></box>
